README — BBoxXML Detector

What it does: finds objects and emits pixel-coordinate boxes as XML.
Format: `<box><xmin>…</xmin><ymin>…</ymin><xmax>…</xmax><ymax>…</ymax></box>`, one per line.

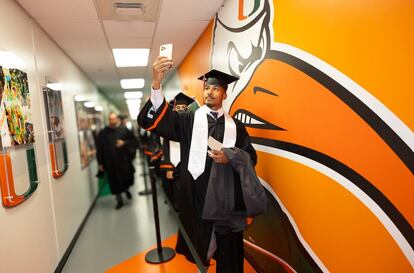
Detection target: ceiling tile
<box><xmin>67</xmin><ymin>50</ymin><xmax>116</xmax><ymax>82</ymax></box>
<box><xmin>17</xmin><ymin>0</ymin><xmax>98</xmax><ymax>19</ymax></box>
<box><xmin>103</xmin><ymin>21</ymin><xmax>155</xmax><ymax>38</ymax></box>
<box><xmin>54</xmin><ymin>36</ymin><xmax>108</xmax><ymax>51</ymax></box>
<box><xmin>107</xmin><ymin>37</ymin><xmax>152</xmax><ymax>49</ymax></box>
<box><xmin>37</xmin><ymin>19</ymin><xmax>105</xmax><ymax>38</ymax></box>
<box><xmin>150</xmin><ymin>20</ymin><xmax>210</xmax><ymax>67</ymax></box>
<box><xmin>118</xmin><ymin>67</ymin><xmax>148</xmax><ymax>78</ymax></box>
<box><xmin>159</xmin><ymin>0</ymin><xmax>223</xmax><ymax>21</ymax></box>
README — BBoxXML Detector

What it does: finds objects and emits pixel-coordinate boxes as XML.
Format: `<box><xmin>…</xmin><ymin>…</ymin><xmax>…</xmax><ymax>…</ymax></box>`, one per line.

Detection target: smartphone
<box><xmin>159</xmin><ymin>43</ymin><xmax>173</xmax><ymax>59</ymax></box>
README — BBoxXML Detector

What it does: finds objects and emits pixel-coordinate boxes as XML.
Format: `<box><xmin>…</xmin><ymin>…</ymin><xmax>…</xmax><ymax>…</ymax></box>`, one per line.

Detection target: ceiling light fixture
<box><xmin>46</xmin><ymin>83</ymin><xmax>62</xmax><ymax>91</ymax></box>
<box><xmin>84</xmin><ymin>101</ymin><xmax>95</xmax><ymax>108</ymax></box>
<box><xmin>112</xmin><ymin>48</ymin><xmax>149</xmax><ymax>67</ymax></box>
<box><xmin>74</xmin><ymin>95</ymin><xmax>86</xmax><ymax>102</ymax></box>
<box><xmin>95</xmin><ymin>105</ymin><xmax>103</xmax><ymax>111</ymax></box>
<box><xmin>126</xmin><ymin>98</ymin><xmax>141</xmax><ymax>105</ymax></box>
<box><xmin>120</xmin><ymin>78</ymin><xmax>145</xmax><ymax>89</ymax></box>
<box><xmin>124</xmin><ymin>91</ymin><xmax>143</xmax><ymax>99</ymax></box>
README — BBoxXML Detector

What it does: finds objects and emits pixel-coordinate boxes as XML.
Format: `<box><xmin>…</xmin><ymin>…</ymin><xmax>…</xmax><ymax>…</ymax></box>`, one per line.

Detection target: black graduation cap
<box><xmin>197</xmin><ymin>69</ymin><xmax>239</xmax><ymax>91</ymax></box>
<box><xmin>168</xmin><ymin>99</ymin><xmax>175</xmax><ymax>108</ymax></box>
<box><xmin>174</xmin><ymin>92</ymin><xmax>195</xmax><ymax>106</ymax></box>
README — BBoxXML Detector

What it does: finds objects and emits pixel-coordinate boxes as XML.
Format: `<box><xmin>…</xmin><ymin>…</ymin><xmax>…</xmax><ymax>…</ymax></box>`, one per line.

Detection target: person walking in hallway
<box><xmin>97</xmin><ymin>113</ymin><xmax>136</xmax><ymax>209</ymax></box>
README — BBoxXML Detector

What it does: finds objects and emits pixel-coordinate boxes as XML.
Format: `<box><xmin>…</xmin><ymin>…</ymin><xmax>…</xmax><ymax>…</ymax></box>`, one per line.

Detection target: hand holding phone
<box><xmin>160</xmin><ymin>43</ymin><xmax>173</xmax><ymax>59</ymax></box>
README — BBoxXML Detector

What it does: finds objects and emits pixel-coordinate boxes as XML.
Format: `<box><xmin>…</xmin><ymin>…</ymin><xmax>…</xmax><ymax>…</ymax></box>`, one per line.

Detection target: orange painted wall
<box><xmin>168</xmin><ymin>0</ymin><xmax>414</xmax><ymax>272</ymax></box>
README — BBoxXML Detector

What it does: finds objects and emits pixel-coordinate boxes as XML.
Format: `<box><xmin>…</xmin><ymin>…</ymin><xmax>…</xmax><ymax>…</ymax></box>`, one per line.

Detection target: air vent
<box><xmin>114</xmin><ymin>2</ymin><xmax>145</xmax><ymax>16</ymax></box>
<box><xmin>114</xmin><ymin>2</ymin><xmax>144</xmax><ymax>9</ymax></box>
<box><xmin>96</xmin><ymin>0</ymin><xmax>159</xmax><ymax>21</ymax></box>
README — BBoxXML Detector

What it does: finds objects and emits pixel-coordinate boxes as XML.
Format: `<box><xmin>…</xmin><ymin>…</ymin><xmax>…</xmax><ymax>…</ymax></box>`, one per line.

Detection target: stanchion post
<box><xmin>145</xmin><ymin>166</ymin><xmax>175</xmax><ymax>263</ymax></box>
<box><xmin>139</xmin><ymin>151</ymin><xmax>152</xmax><ymax>195</ymax></box>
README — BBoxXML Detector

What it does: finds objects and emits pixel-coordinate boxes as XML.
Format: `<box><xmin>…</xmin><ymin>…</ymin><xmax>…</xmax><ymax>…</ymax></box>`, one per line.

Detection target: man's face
<box><xmin>203</xmin><ymin>83</ymin><xmax>227</xmax><ymax>109</ymax></box>
<box><xmin>108</xmin><ymin>114</ymin><xmax>119</xmax><ymax>128</ymax></box>
<box><xmin>174</xmin><ymin>103</ymin><xmax>188</xmax><ymax>112</ymax></box>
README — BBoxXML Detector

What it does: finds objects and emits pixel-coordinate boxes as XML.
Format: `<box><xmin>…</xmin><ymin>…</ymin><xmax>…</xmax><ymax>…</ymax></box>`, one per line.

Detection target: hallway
<box><xmin>62</xmin><ymin>160</ymin><xmax>177</xmax><ymax>273</ymax></box>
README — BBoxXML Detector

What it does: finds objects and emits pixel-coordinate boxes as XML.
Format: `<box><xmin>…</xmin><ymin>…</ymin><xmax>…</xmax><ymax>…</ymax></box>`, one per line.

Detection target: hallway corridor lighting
<box><xmin>95</xmin><ymin>105</ymin><xmax>103</xmax><ymax>111</ymax></box>
<box><xmin>74</xmin><ymin>95</ymin><xmax>86</xmax><ymax>102</ymax></box>
<box><xmin>46</xmin><ymin>83</ymin><xmax>62</xmax><ymax>91</ymax></box>
<box><xmin>121</xmin><ymin>78</ymin><xmax>145</xmax><ymax>89</ymax></box>
<box><xmin>126</xmin><ymin>99</ymin><xmax>141</xmax><ymax>105</ymax></box>
<box><xmin>0</xmin><ymin>51</ymin><xmax>26</xmax><ymax>69</ymax></box>
<box><xmin>126</xmin><ymin>99</ymin><xmax>141</xmax><ymax>119</ymax></box>
<box><xmin>113</xmin><ymin>48</ymin><xmax>149</xmax><ymax>67</ymax></box>
<box><xmin>124</xmin><ymin>91</ymin><xmax>143</xmax><ymax>99</ymax></box>
<box><xmin>84</xmin><ymin>101</ymin><xmax>95</xmax><ymax>108</ymax></box>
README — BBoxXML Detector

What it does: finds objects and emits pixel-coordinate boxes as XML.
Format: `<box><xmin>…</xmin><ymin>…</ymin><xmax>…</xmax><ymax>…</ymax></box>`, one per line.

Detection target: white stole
<box><xmin>187</xmin><ymin>105</ymin><xmax>237</xmax><ymax>180</ymax></box>
<box><xmin>169</xmin><ymin>141</ymin><xmax>181</xmax><ymax>167</ymax></box>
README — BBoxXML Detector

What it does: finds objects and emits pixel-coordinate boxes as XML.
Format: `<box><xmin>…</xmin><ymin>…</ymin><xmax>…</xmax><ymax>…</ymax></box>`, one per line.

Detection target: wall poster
<box><xmin>0</xmin><ymin>65</ymin><xmax>38</xmax><ymax>208</ymax></box>
<box><xmin>74</xmin><ymin>100</ymin><xmax>103</xmax><ymax>169</ymax></box>
<box><xmin>43</xmin><ymin>86</ymin><xmax>68</xmax><ymax>178</ymax></box>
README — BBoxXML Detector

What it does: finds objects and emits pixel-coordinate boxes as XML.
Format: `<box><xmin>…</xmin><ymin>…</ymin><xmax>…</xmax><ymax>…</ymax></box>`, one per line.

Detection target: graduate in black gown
<box><xmin>138</xmin><ymin>56</ymin><xmax>257</xmax><ymax>273</ymax></box>
<box><xmin>159</xmin><ymin>93</ymin><xmax>195</xmax><ymax>208</ymax></box>
<box><xmin>97</xmin><ymin>113</ymin><xmax>136</xmax><ymax>209</ymax></box>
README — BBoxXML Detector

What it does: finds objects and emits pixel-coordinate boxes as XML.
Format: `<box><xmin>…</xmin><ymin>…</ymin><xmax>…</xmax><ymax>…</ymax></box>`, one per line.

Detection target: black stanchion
<box><xmin>138</xmin><ymin>152</ymin><xmax>152</xmax><ymax>195</ymax></box>
<box><xmin>145</xmin><ymin>166</ymin><xmax>175</xmax><ymax>263</ymax></box>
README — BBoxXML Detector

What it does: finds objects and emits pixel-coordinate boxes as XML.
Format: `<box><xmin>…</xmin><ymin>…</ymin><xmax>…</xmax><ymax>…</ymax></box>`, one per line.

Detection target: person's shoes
<box><xmin>115</xmin><ymin>202</ymin><xmax>123</xmax><ymax>210</ymax></box>
<box><xmin>125</xmin><ymin>190</ymin><xmax>132</xmax><ymax>200</ymax></box>
<box><xmin>115</xmin><ymin>195</ymin><xmax>124</xmax><ymax>210</ymax></box>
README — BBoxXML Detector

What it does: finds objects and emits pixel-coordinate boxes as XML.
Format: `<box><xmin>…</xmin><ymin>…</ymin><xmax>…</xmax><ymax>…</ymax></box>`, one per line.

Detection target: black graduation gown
<box><xmin>138</xmin><ymin>99</ymin><xmax>257</xmax><ymax>265</ymax></box>
<box><xmin>97</xmin><ymin>125</ymin><xmax>137</xmax><ymax>194</ymax></box>
<box><xmin>159</xmin><ymin>138</ymin><xmax>179</xmax><ymax>206</ymax></box>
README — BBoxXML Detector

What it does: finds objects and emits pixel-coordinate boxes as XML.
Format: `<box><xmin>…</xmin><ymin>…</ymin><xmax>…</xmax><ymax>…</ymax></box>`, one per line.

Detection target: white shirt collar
<box><xmin>205</xmin><ymin>106</ymin><xmax>224</xmax><ymax>118</ymax></box>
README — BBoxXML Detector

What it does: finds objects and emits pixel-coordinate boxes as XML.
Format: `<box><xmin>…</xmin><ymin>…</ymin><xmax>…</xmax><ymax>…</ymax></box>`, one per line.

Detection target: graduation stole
<box><xmin>169</xmin><ymin>141</ymin><xmax>180</xmax><ymax>167</ymax></box>
<box><xmin>188</xmin><ymin>105</ymin><xmax>237</xmax><ymax>180</ymax></box>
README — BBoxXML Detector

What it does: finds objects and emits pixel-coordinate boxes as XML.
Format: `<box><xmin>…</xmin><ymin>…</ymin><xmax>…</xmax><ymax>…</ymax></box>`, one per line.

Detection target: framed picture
<box><xmin>74</xmin><ymin>100</ymin><xmax>103</xmax><ymax>169</ymax></box>
<box><xmin>43</xmin><ymin>86</ymin><xmax>68</xmax><ymax>178</ymax></box>
<box><xmin>0</xmin><ymin>65</ymin><xmax>38</xmax><ymax>207</ymax></box>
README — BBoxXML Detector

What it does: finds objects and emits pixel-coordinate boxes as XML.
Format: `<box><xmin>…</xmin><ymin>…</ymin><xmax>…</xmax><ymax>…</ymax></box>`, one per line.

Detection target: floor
<box><xmin>62</xmin><ymin>158</ymin><xmax>178</xmax><ymax>273</ymax></box>
<box><xmin>62</xmin><ymin>157</ymin><xmax>256</xmax><ymax>273</ymax></box>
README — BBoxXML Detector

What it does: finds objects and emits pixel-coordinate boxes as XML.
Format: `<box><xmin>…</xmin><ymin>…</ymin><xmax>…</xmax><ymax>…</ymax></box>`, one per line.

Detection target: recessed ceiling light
<box><xmin>46</xmin><ymin>83</ymin><xmax>62</xmax><ymax>91</ymax></box>
<box><xmin>84</xmin><ymin>101</ymin><xmax>95</xmax><ymax>108</ymax></box>
<box><xmin>127</xmin><ymin>101</ymin><xmax>141</xmax><ymax>119</ymax></box>
<box><xmin>95</xmin><ymin>105</ymin><xmax>103</xmax><ymax>111</ymax></box>
<box><xmin>74</xmin><ymin>95</ymin><xmax>86</xmax><ymax>102</ymax></box>
<box><xmin>120</xmin><ymin>78</ymin><xmax>145</xmax><ymax>89</ymax></box>
<box><xmin>113</xmin><ymin>48</ymin><xmax>149</xmax><ymax>67</ymax></box>
<box><xmin>124</xmin><ymin>91</ymin><xmax>143</xmax><ymax>99</ymax></box>
<box><xmin>126</xmin><ymin>99</ymin><xmax>142</xmax><ymax>105</ymax></box>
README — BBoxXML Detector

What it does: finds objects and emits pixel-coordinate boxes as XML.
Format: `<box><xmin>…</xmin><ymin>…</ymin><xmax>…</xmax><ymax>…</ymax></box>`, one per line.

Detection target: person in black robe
<box><xmin>118</xmin><ymin>114</ymin><xmax>138</xmax><ymax>188</ymax></box>
<box><xmin>97</xmin><ymin>113</ymin><xmax>136</xmax><ymax>209</ymax></box>
<box><xmin>159</xmin><ymin>93</ymin><xmax>195</xmax><ymax>209</ymax></box>
<box><xmin>138</xmin><ymin>56</ymin><xmax>257</xmax><ymax>273</ymax></box>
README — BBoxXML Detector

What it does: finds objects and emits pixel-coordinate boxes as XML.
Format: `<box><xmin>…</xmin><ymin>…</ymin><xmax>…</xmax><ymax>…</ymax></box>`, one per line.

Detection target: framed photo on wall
<box><xmin>74</xmin><ymin>99</ymin><xmax>103</xmax><ymax>169</ymax></box>
<box><xmin>0</xmin><ymin>65</ymin><xmax>38</xmax><ymax>208</ymax></box>
<box><xmin>43</xmin><ymin>86</ymin><xmax>68</xmax><ymax>178</ymax></box>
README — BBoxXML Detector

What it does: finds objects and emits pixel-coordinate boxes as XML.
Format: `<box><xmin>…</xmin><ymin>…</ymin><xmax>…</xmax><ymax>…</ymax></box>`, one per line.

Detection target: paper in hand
<box><xmin>208</xmin><ymin>136</ymin><xmax>222</xmax><ymax>151</ymax></box>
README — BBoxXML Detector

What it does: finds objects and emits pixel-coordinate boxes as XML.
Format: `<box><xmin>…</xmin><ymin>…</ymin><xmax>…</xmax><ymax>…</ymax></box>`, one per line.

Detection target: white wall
<box><xmin>0</xmin><ymin>1</ymin><xmax>117</xmax><ymax>272</ymax></box>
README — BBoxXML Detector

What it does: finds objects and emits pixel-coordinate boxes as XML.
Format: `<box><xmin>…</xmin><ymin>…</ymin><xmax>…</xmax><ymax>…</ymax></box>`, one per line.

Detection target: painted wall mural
<box><xmin>166</xmin><ymin>0</ymin><xmax>414</xmax><ymax>272</ymax></box>
<box><xmin>0</xmin><ymin>65</ymin><xmax>38</xmax><ymax>207</ymax></box>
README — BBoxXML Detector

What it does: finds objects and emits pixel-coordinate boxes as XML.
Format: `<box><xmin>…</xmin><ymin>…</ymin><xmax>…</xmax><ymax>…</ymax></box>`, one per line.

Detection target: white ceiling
<box><xmin>16</xmin><ymin>0</ymin><xmax>224</xmax><ymax>112</ymax></box>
